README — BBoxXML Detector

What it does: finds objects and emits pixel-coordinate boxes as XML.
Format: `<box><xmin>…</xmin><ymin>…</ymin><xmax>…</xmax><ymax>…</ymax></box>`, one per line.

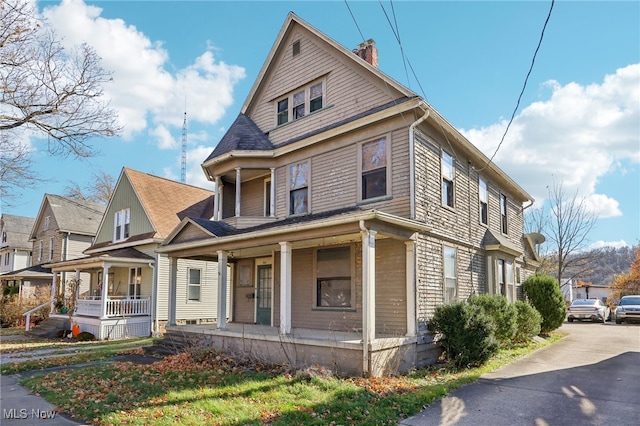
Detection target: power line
<box><xmin>344</xmin><ymin>0</ymin><xmax>365</xmax><ymax>43</ymax></box>
<box><xmin>478</xmin><ymin>0</ymin><xmax>555</xmax><ymax>171</ymax></box>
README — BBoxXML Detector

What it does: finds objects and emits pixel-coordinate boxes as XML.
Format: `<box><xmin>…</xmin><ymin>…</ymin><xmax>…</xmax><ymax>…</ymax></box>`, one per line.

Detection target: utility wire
<box><xmin>478</xmin><ymin>0</ymin><xmax>555</xmax><ymax>171</ymax></box>
<box><xmin>344</xmin><ymin>0</ymin><xmax>365</xmax><ymax>43</ymax></box>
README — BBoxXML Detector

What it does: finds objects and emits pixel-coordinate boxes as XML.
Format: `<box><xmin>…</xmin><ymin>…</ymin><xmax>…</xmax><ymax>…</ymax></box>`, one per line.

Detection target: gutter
<box><xmin>409</xmin><ymin>102</ymin><xmax>430</xmax><ymax>220</ymax></box>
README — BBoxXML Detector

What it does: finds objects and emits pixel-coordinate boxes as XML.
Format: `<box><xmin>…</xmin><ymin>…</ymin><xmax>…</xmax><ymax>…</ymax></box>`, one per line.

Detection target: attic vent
<box><xmin>292</xmin><ymin>40</ymin><xmax>301</xmax><ymax>56</ymax></box>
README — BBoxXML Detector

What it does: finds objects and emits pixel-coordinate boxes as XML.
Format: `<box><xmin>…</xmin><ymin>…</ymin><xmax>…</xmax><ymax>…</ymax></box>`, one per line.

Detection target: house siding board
<box><xmin>66</xmin><ymin>235</ymin><xmax>92</xmax><ymax>261</ymax></box>
<box><xmin>311</xmin><ymin>144</ymin><xmax>358</xmax><ymax>212</ymax></box>
<box><xmin>240</xmin><ymin>177</ymin><xmax>266</xmax><ymax>217</ymax></box>
<box><xmin>375</xmin><ymin>238</ymin><xmax>407</xmax><ymax>335</ymax></box>
<box><xmin>175</xmin><ymin>258</ymin><xmax>218</xmax><ymax>321</ymax></box>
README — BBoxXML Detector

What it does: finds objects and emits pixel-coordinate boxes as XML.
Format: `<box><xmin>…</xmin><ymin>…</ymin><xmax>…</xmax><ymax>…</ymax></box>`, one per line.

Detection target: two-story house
<box><xmin>0</xmin><ymin>214</ymin><xmax>40</xmax><ymax>298</ymax></box>
<box><xmin>45</xmin><ymin>168</ymin><xmax>228</xmax><ymax>340</ymax></box>
<box><xmin>156</xmin><ymin>13</ymin><xmax>541</xmax><ymax>376</ymax></box>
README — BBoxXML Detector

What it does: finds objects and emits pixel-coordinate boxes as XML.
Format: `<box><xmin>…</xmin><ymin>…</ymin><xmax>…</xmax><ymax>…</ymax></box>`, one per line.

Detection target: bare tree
<box><xmin>0</xmin><ymin>133</ymin><xmax>42</xmax><ymax>203</ymax></box>
<box><xmin>64</xmin><ymin>170</ymin><xmax>115</xmax><ymax>204</ymax></box>
<box><xmin>544</xmin><ymin>179</ymin><xmax>601</xmax><ymax>284</ymax></box>
<box><xmin>0</xmin><ymin>0</ymin><xmax>121</xmax><ymax>202</ymax></box>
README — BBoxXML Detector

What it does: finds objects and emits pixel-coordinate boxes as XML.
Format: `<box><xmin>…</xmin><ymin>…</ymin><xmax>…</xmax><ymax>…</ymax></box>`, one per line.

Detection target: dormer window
<box><xmin>114</xmin><ymin>208</ymin><xmax>130</xmax><ymax>242</ymax></box>
<box><xmin>275</xmin><ymin>80</ymin><xmax>324</xmax><ymax>126</ymax></box>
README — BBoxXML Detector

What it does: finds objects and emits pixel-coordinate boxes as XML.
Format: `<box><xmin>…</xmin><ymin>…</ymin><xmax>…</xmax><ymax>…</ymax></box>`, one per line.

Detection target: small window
<box><xmin>316</xmin><ymin>247</ymin><xmax>351</xmax><ymax>308</ymax></box>
<box><xmin>293</xmin><ymin>90</ymin><xmax>305</xmax><ymax>120</ymax></box>
<box><xmin>188</xmin><ymin>268</ymin><xmax>201</xmax><ymax>301</ymax></box>
<box><xmin>128</xmin><ymin>267</ymin><xmax>141</xmax><ymax>299</ymax></box>
<box><xmin>264</xmin><ymin>178</ymin><xmax>272</xmax><ymax>217</ymax></box>
<box><xmin>289</xmin><ymin>162</ymin><xmax>309</xmax><ymax>215</ymax></box>
<box><xmin>293</xmin><ymin>40</ymin><xmax>301</xmax><ymax>56</ymax></box>
<box><xmin>479</xmin><ymin>177</ymin><xmax>488</xmax><ymax>225</ymax></box>
<box><xmin>497</xmin><ymin>259</ymin><xmax>505</xmax><ymax>296</ymax></box>
<box><xmin>44</xmin><ymin>216</ymin><xmax>50</xmax><ymax>231</ymax></box>
<box><xmin>114</xmin><ymin>208</ymin><xmax>131</xmax><ymax>242</ymax></box>
<box><xmin>2</xmin><ymin>231</ymin><xmax>7</xmax><ymax>243</ymax></box>
<box><xmin>49</xmin><ymin>237</ymin><xmax>54</xmax><ymax>261</ymax></box>
<box><xmin>442</xmin><ymin>151</ymin><xmax>454</xmax><ymax>208</ymax></box>
<box><xmin>500</xmin><ymin>194</ymin><xmax>508</xmax><ymax>234</ymax></box>
<box><xmin>443</xmin><ymin>246</ymin><xmax>457</xmax><ymax>304</ymax></box>
<box><xmin>309</xmin><ymin>82</ymin><xmax>323</xmax><ymax>113</ymax></box>
<box><xmin>275</xmin><ymin>80</ymin><xmax>325</xmax><ymax>126</ymax></box>
<box><xmin>361</xmin><ymin>137</ymin><xmax>387</xmax><ymax>200</ymax></box>
<box><xmin>38</xmin><ymin>240</ymin><xmax>43</xmax><ymax>262</ymax></box>
<box><xmin>277</xmin><ymin>99</ymin><xmax>289</xmax><ymax>125</ymax></box>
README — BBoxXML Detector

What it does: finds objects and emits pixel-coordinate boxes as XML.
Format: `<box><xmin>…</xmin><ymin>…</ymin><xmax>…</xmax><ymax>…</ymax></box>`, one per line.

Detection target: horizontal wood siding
<box><xmin>240</xmin><ymin>177</ymin><xmax>266</xmax><ymax>217</ymax></box>
<box><xmin>310</xmin><ymin>144</ymin><xmax>358</xmax><ymax>212</ymax></box>
<box><xmin>174</xmin><ymin>259</ymin><xmax>219</xmax><ymax>321</ymax></box>
<box><xmin>65</xmin><ymin>235</ymin><xmax>92</xmax><ymax>260</ymax></box>
<box><xmin>375</xmin><ymin>239</ymin><xmax>407</xmax><ymax>335</ymax></box>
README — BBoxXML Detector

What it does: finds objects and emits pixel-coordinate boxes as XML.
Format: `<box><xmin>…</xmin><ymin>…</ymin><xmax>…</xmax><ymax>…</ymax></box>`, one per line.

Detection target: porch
<box><xmin>164</xmin><ymin>322</ymin><xmax>437</xmax><ymax>377</ymax></box>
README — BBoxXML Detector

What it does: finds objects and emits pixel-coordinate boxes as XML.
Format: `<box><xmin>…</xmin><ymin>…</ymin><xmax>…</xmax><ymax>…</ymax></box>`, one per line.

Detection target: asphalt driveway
<box><xmin>400</xmin><ymin>322</ymin><xmax>640</xmax><ymax>426</ymax></box>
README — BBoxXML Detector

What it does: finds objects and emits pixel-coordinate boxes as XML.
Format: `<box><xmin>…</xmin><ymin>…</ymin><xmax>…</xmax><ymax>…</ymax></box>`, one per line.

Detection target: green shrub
<box><xmin>514</xmin><ymin>300</ymin><xmax>542</xmax><ymax>342</ymax></box>
<box><xmin>523</xmin><ymin>274</ymin><xmax>566</xmax><ymax>333</ymax></box>
<box><xmin>428</xmin><ymin>302</ymin><xmax>499</xmax><ymax>368</ymax></box>
<box><xmin>468</xmin><ymin>294</ymin><xmax>517</xmax><ymax>346</ymax></box>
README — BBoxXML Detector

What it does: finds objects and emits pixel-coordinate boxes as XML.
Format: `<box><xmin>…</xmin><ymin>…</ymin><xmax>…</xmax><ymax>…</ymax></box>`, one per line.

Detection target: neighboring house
<box><xmin>0</xmin><ymin>214</ymin><xmax>38</xmax><ymax>297</ymax></box>
<box><xmin>563</xmin><ymin>279</ymin><xmax>612</xmax><ymax>305</ymax></box>
<box><xmin>46</xmin><ymin>167</ymin><xmax>225</xmax><ymax>340</ymax></box>
<box><xmin>157</xmin><ymin>13</ymin><xmax>541</xmax><ymax>377</ymax></box>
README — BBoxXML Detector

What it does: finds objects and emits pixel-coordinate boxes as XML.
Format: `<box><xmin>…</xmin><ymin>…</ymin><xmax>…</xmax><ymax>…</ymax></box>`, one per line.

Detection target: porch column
<box><xmin>362</xmin><ymin>228</ymin><xmax>377</xmax><ymax>339</ymax></box>
<box><xmin>235</xmin><ymin>168</ymin><xmax>241</xmax><ymax>217</ymax></box>
<box><xmin>279</xmin><ymin>242</ymin><xmax>292</xmax><ymax>335</ymax></box>
<box><xmin>405</xmin><ymin>240</ymin><xmax>417</xmax><ymax>336</ymax></box>
<box><xmin>213</xmin><ymin>176</ymin><xmax>221</xmax><ymax>220</ymax></box>
<box><xmin>168</xmin><ymin>257</ymin><xmax>178</xmax><ymax>326</ymax></box>
<box><xmin>50</xmin><ymin>272</ymin><xmax>58</xmax><ymax>313</ymax></box>
<box><xmin>270</xmin><ymin>168</ymin><xmax>276</xmax><ymax>217</ymax></box>
<box><xmin>217</xmin><ymin>251</ymin><xmax>228</xmax><ymax>329</ymax></box>
<box><xmin>100</xmin><ymin>264</ymin><xmax>110</xmax><ymax>319</ymax></box>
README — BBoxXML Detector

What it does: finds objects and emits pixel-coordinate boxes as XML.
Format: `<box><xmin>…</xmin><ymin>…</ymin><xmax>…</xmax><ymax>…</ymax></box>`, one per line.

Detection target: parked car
<box><xmin>614</xmin><ymin>295</ymin><xmax>640</xmax><ymax>324</ymax></box>
<box><xmin>567</xmin><ymin>299</ymin><xmax>610</xmax><ymax>323</ymax></box>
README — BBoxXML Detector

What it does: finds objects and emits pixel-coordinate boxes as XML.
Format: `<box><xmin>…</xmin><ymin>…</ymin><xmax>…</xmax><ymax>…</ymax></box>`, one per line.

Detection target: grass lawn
<box><xmin>20</xmin><ymin>333</ymin><xmax>563</xmax><ymax>426</ymax></box>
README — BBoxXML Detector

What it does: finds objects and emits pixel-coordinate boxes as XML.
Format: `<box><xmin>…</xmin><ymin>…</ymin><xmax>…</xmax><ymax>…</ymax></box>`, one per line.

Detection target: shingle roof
<box><xmin>0</xmin><ymin>214</ymin><xmax>35</xmax><ymax>250</ymax></box>
<box><xmin>45</xmin><ymin>194</ymin><xmax>106</xmax><ymax>235</ymax></box>
<box><xmin>204</xmin><ymin>113</ymin><xmax>274</xmax><ymax>163</ymax></box>
<box><xmin>124</xmin><ymin>168</ymin><xmax>215</xmax><ymax>239</ymax></box>
<box><xmin>482</xmin><ymin>229</ymin><xmax>522</xmax><ymax>255</ymax></box>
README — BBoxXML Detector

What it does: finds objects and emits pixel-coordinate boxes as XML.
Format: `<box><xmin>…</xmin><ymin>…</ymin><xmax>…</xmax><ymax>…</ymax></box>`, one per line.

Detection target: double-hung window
<box><xmin>49</xmin><ymin>237</ymin><xmax>54</xmax><ymax>261</ymax></box>
<box><xmin>361</xmin><ymin>137</ymin><xmax>387</xmax><ymax>200</ymax></box>
<box><xmin>128</xmin><ymin>267</ymin><xmax>141</xmax><ymax>299</ymax></box>
<box><xmin>443</xmin><ymin>246</ymin><xmax>457</xmax><ymax>304</ymax></box>
<box><xmin>188</xmin><ymin>268</ymin><xmax>201</xmax><ymax>302</ymax></box>
<box><xmin>316</xmin><ymin>247</ymin><xmax>351</xmax><ymax>308</ymax></box>
<box><xmin>38</xmin><ymin>240</ymin><xmax>43</xmax><ymax>262</ymax></box>
<box><xmin>500</xmin><ymin>194</ymin><xmax>508</xmax><ymax>234</ymax></box>
<box><xmin>114</xmin><ymin>208</ymin><xmax>130</xmax><ymax>242</ymax></box>
<box><xmin>506</xmin><ymin>260</ymin><xmax>514</xmax><ymax>302</ymax></box>
<box><xmin>442</xmin><ymin>151</ymin><xmax>454</xmax><ymax>208</ymax></box>
<box><xmin>275</xmin><ymin>81</ymin><xmax>324</xmax><ymax>126</ymax></box>
<box><xmin>479</xmin><ymin>177</ymin><xmax>488</xmax><ymax>225</ymax></box>
<box><xmin>289</xmin><ymin>162</ymin><xmax>309</xmax><ymax>215</ymax></box>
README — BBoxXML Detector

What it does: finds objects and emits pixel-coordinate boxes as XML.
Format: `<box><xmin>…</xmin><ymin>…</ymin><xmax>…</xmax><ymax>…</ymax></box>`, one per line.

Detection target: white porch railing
<box><xmin>75</xmin><ymin>297</ymin><xmax>150</xmax><ymax>318</ymax></box>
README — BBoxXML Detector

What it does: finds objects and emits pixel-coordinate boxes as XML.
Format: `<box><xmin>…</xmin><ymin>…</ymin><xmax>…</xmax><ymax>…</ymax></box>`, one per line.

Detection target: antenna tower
<box><xmin>181</xmin><ymin>111</ymin><xmax>187</xmax><ymax>183</ymax></box>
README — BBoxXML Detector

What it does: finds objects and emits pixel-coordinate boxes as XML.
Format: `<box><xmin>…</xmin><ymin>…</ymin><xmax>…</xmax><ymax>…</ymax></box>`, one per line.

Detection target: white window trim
<box><xmin>312</xmin><ymin>245</ymin><xmax>355</xmax><ymax>310</ymax></box>
<box><xmin>287</xmin><ymin>160</ymin><xmax>311</xmax><ymax>216</ymax></box>
<box><xmin>263</xmin><ymin>177</ymin><xmax>272</xmax><ymax>217</ymax></box>
<box><xmin>113</xmin><ymin>208</ymin><xmax>131</xmax><ymax>242</ymax></box>
<box><xmin>128</xmin><ymin>267</ymin><xmax>141</xmax><ymax>299</ymax></box>
<box><xmin>441</xmin><ymin>150</ymin><xmax>455</xmax><ymax>208</ymax></box>
<box><xmin>479</xmin><ymin>177</ymin><xmax>488</xmax><ymax>226</ymax></box>
<box><xmin>500</xmin><ymin>193</ymin><xmax>508</xmax><ymax>235</ymax></box>
<box><xmin>274</xmin><ymin>78</ymin><xmax>326</xmax><ymax>127</ymax></box>
<box><xmin>443</xmin><ymin>246</ymin><xmax>457</xmax><ymax>304</ymax></box>
<box><xmin>49</xmin><ymin>237</ymin><xmax>54</xmax><ymax>261</ymax></box>
<box><xmin>357</xmin><ymin>134</ymin><xmax>391</xmax><ymax>203</ymax></box>
<box><xmin>187</xmin><ymin>267</ymin><xmax>202</xmax><ymax>302</ymax></box>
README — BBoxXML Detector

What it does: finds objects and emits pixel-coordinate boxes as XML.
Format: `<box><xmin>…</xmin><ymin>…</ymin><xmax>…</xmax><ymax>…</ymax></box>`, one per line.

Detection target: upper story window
<box><xmin>1</xmin><ymin>231</ymin><xmax>6</xmax><ymax>243</ymax></box>
<box><xmin>44</xmin><ymin>216</ymin><xmax>50</xmax><ymax>231</ymax></box>
<box><xmin>4</xmin><ymin>252</ymin><xmax>10</xmax><ymax>265</ymax></box>
<box><xmin>276</xmin><ymin>81</ymin><xmax>324</xmax><ymax>126</ymax></box>
<box><xmin>443</xmin><ymin>246</ymin><xmax>457</xmax><ymax>304</ymax></box>
<box><xmin>361</xmin><ymin>137</ymin><xmax>388</xmax><ymax>200</ymax></box>
<box><xmin>264</xmin><ymin>178</ymin><xmax>272</xmax><ymax>217</ymax></box>
<box><xmin>114</xmin><ymin>208</ymin><xmax>131</xmax><ymax>242</ymax></box>
<box><xmin>500</xmin><ymin>194</ymin><xmax>508</xmax><ymax>234</ymax></box>
<box><xmin>38</xmin><ymin>240</ymin><xmax>43</xmax><ymax>262</ymax></box>
<box><xmin>442</xmin><ymin>151</ymin><xmax>454</xmax><ymax>208</ymax></box>
<box><xmin>289</xmin><ymin>161</ymin><xmax>309</xmax><ymax>215</ymax></box>
<box><xmin>479</xmin><ymin>177</ymin><xmax>488</xmax><ymax>225</ymax></box>
<box><xmin>49</xmin><ymin>237</ymin><xmax>54</xmax><ymax>261</ymax></box>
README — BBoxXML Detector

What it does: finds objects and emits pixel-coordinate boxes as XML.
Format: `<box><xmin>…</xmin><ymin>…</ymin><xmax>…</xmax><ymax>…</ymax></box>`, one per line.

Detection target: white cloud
<box><xmin>149</xmin><ymin>125</ymin><xmax>177</xmax><ymax>150</ymax></box>
<box><xmin>461</xmin><ymin>64</ymin><xmax>640</xmax><ymax>210</ymax></box>
<box><xmin>588</xmin><ymin>240</ymin><xmax>629</xmax><ymax>250</ymax></box>
<box><xmin>583</xmin><ymin>193</ymin><xmax>622</xmax><ymax>218</ymax></box>
<box><xmin>41</xmin><ymin>0</ymin><xmax>245</xmax><ymax>144</ymax></box>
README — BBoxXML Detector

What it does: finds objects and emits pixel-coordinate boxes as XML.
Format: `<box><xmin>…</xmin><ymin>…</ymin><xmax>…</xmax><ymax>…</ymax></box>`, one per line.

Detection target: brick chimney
<box><xmin>353</xmin><ymin>39</ymin><xmax>378</xmax><ymax>67</ymax></box>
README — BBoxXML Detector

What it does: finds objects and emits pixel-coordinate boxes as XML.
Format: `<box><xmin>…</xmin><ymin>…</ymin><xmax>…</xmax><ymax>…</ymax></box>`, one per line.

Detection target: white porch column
<box><xmin>100</xmin><ymin>264</ymin><xmax>110</xmax><ymax>319</ymax></box>
<box><xmin>279</xmin><ymin>242</ymin><xmax>292</xmax><ymax>335</ymax></box>
<box><xmin>213</xmin><ymin>176</ymin><xmax>221</xmax><ymax>220</ymax></box>
<box><xmin>235</xmin><ymin>168</ymin><xmax>241</xmax><ymax>217</ymax></box>
<box><xmin>50</xmin><ymin>272</ymin><xmax>58</xmax><ymax>313</ymax></box>
<box><xmin>168</xmin><ymin>257</ymin><xmax>178</xmax><ymax>326</ymax></box>
<box><xmin>405</xmin><ymin>240</ymin><xmax>417</xmax><ymax>336</ymax></box>
<box><xmin>217</xmin><ymin>251</ymin><xmax>228</xmax><ymax>329</ymax></box>
<box><xmin>361</xmin><ymin>228</ymin><xmax>377</xmax><ymax>374</ymax></box>
<box><xmin>270</xmin><ymin>168</ymin><xmax>276</xmax><ymax>217</ymax></box>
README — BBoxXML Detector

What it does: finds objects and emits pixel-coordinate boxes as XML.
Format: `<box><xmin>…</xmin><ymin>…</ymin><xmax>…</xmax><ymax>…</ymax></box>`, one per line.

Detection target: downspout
<box><xmin>149</xmin><ymin>261</ymin><xmax>158</xmax><ymax>336</ymax></box>
<box><xmin>409</xmin><ymin>103</ymin><xmax>430</xmax><ymax>220</ymax></box>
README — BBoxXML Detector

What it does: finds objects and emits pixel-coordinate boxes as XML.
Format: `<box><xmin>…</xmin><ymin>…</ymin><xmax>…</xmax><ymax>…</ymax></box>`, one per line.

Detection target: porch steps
<box><xmin>143</xmin><ymin>330</ymin><xmax>188</xmax><ymax>357</ymax></box>
<box><xmin>25</xmin><ymin>317</ymin><xmax>70</xmax><ymax>338</ymax></box>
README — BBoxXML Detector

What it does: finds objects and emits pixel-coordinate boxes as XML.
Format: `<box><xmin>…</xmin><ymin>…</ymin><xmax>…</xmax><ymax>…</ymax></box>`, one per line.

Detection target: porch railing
<box><xmin>75</xmin><ymin>297</ymin><xmax>151</xmax><ymax>318</ymax></box>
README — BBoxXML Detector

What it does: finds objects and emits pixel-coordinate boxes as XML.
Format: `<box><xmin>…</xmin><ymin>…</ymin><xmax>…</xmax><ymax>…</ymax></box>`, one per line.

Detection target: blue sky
<box><xmin>4</xmin><ymin>0</ymin><xmax>639</xmax><ymax>249</ymax></box>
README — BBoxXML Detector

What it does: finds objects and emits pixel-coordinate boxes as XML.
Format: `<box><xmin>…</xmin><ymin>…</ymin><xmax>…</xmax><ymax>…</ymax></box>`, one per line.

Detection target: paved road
<box><xmin>401</xmin><ymin>322</ymin><xmax>640</xmax><ymax>426</ymax></box>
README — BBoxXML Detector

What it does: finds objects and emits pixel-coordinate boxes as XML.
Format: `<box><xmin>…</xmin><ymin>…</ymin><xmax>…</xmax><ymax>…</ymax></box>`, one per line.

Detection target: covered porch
<box><xmin>159</xmin><ymin>209</ymin><xmax>440</xmax><ymax>376</ymax></box>
<box><xmin>46</xmin><ymin>248</ymin><xmax>155</xmax><ymax>340</ymax></box>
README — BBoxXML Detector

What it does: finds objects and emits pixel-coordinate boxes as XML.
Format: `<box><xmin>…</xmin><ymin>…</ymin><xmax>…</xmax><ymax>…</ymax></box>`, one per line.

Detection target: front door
<box><xmin>256</xmin><ymin>265</ymin><xmax>272</xmax><ymax>325</ymax></box>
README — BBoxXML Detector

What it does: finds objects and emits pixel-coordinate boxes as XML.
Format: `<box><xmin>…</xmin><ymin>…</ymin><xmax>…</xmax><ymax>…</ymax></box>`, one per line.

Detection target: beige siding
<box><xmin>94</xmin><ymin>174</ymin><xmax>154</xmax><ymax>245</ymax></box>
<box><xmin>65</xmin><ymin>235</ymin><xmax>92</xmax><ymax>260</ymax></box>
<box><xmin>174</xmin><ymin>259</ymin><xmax>219</xmax><ymax>321</ymax></box>
<box><xmin>310</xmin><ymin>144</ymin><xmax>358</xmax><ymax>212</ymax></box>
<box><xmin>375</xmin><ymin>239</ymin><xmax>407</xmax><ymax>335</ymax></box>
<box><xmin>240</xmin><ymin>177</ymin><xmax>267</xmax><ymax>217</ymax></box>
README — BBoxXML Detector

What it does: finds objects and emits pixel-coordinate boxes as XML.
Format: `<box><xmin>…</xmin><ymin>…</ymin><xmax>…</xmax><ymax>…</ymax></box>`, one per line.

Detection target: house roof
<box><xmin>204</xmin><ymin>113</ymin><xmax>274</xmax><ymax>163</ymax></box>
<box><xmin>30</xmin><ymin>194</ymin><xmax>105</xmax><ymax>239</ymax></box>
<box><xmin>0</xmin><ymin>214</ymin><xmax>35</xmax><ymax>250</ymax></box>
<box><xmin>0</xmin><ymin>264</ymin><xmax>51</xmax><ymax>279</ymax></box>
<box><xmin>46</xmin><ymin>247</ymin><xmax>155</xmax><ymax>272</ymax></box>
<box><xmin>122</xmin><ymin>168</ymin><xmax>215</xmax><ymax>240</ymax></box>
<box><xmin>482</xmin><ymin>229</ymin><xmax>523</xmax><ymax>257</ymax></box>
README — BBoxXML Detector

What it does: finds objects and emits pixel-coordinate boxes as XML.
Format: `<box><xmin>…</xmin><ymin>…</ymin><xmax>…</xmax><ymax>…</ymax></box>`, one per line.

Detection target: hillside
<box><xmin>563</xmin><ymin>245</ymin><xmax>638</xmax><ymax>286</ymax></box>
